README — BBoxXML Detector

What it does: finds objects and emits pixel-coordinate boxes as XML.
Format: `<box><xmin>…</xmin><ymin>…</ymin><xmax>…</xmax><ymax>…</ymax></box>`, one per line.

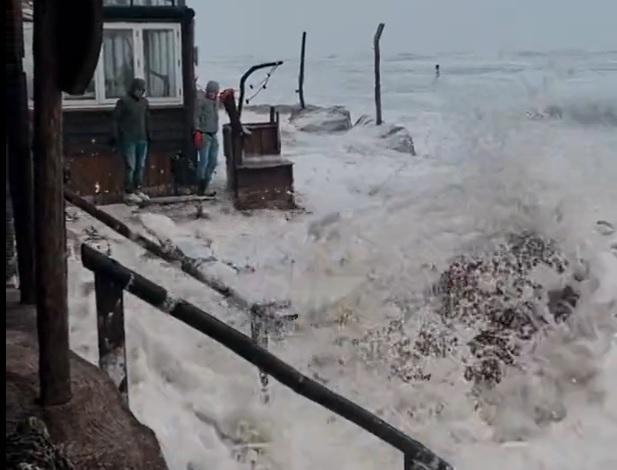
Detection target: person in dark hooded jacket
<box><xmin>112</xmin><ymin>78</ymin><xmax>151</xmax><ymax>204</ymax></box>
<box><xmin>193</xmin><ymin>80</ymin><xmax>221</xmax><ymax>196</ymax></box>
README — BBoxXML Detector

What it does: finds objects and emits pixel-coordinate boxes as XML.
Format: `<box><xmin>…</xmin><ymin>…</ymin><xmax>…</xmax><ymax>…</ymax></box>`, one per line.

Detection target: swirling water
<box><xmin>68</xmin><ymin>50</ymin><xmax>617</xmax><ymax>470</ymax></box>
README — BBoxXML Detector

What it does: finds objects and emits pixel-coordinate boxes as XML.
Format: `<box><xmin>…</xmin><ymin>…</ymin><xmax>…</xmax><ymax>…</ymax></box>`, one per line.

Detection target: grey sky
<box><xmin>193</xmin><ymin>0</ymin><xmax>615</xmax><ymax>58</ymax></box>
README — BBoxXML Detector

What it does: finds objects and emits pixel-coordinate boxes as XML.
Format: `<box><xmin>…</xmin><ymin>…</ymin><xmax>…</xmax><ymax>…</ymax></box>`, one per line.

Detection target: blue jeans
<box><xmin>196</xmin><ymin>133</ymin><xmax>218</xmax><ymax>185</ymax></box>
<box><xmin>122</xmin><ymin>139</ymin><xmax>148</xmax><ymax>192</ymax></box>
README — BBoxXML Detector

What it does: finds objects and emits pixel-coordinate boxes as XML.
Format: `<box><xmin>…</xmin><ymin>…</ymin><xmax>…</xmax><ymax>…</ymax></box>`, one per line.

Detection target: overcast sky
<box><xmin>193</xmin><ymin>0</ymin><xmax>615</xmax><ymax>58</ymax></box>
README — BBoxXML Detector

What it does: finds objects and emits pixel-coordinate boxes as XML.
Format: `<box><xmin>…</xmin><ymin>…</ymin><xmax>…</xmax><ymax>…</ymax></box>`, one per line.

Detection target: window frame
<box><xmin>22</xmin><ymin>21</ymin><xmax>183</xmax><ymax>109</ymax></box>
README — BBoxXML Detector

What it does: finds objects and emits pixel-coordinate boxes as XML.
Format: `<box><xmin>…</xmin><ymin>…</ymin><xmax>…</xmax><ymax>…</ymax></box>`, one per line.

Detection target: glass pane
<box><xmin>143</xmin><ymin>29</ymin><xmax>178</xmax><ymax>98</ymax></box>
<box><xmin>103</xmin><ymin>29</ymin><xmax>134</xmax><ymax>100</ymax></box>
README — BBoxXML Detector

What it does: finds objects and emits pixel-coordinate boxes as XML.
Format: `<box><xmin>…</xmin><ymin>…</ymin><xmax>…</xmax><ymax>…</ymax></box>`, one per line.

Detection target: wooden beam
<box><xmin>33</xmin><ymin>0</ymin><xmax>72</xmax><ymax>406</ymax></box>
<box><xmin>373</xmin><ymin>23</ymin><xmax>385</xmax><ymax>125</ymax></box>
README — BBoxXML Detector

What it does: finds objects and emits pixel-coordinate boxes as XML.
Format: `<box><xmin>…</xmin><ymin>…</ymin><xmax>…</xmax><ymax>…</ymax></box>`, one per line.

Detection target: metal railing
<box><xmin>81</xmin><ymin>243</ymin><xmax>452</xmax><ymax>470</ymax></box>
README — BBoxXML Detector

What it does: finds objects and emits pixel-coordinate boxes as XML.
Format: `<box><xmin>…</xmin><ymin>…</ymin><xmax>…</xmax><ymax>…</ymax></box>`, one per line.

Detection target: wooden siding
<box><xmin>61</xmin><ymin>9</ymin><xmax>196</xmax><ymax>205</ymax></box>
<box><xmin>63</xmin><ymin>106</ymin><xmax>185</xmax><ymax>155</ymax></box>
<box><xmin>64</xmin><ymin>106</ymin><xmax>185</xmax><ymax>203</ymax></box>
<box><xmin>222</xmin><ymin>122</ymin><xmax>282</xmax><ymax>192</ymax></box>
<box><xmin>243</xmin><ymin>122</ymin><xmax>281</xmax><ymax>157</ymax></box>
<box><xmin>235</xmin><ymin>161</ymin><xmax>295</xmax><ymax>211</ymax></box>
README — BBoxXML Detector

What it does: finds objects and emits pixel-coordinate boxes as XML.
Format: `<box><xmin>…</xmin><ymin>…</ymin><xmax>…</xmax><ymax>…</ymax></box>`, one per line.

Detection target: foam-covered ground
<box><xmin>67</xmin><ymin>52</ymin><xmax>617</xmax><ymax>470</ymax></box>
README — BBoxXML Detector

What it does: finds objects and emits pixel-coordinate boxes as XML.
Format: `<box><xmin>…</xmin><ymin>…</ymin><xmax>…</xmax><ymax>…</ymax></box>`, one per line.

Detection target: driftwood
<box><xmin>6</xmin><ymin>291</ymin><xmax>168</xmax><ymax>470</ymax></box>
<box><xmin>81</xmin><ymin>244</ymin><xmax>452</xmax><ymax>470</ymax></box>
<box><xmin>373</xmin><ymin>23</ymin><xmax>385</xmax><ymax>125</ymax></box>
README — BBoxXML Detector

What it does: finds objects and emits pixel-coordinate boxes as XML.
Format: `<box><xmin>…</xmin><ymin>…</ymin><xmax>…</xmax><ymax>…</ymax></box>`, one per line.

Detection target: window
<box><xmin>143</xmin><ymin>29</ymin><xmax>178</xmax><ymax>98</ymax></box>
<box><xmin>21</xmin><ymin>21</ymin><xmax>183</xmax><ymax>108</ymax></box>
<box><xmin>102</xmin><ymin>29</ymin><xmax>135</xmax><ymax>100</ymax></box>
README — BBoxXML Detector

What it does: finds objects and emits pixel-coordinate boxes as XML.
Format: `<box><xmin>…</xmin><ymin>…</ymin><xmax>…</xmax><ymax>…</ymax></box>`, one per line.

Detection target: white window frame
<box><xmin>22</xmin><ymin>21</ymin><xmax>183</xmax><ymax>109</ymax></box>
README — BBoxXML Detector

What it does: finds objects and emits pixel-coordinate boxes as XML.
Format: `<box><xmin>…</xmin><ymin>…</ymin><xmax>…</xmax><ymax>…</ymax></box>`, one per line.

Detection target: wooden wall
<box><xmin>64</xmin><ymin>105</ymin><xmax>185</xmax><ymax>204</ymax></box>
<box><xmin>63</xmin><ymin>6</ymin><xmax>197</xmax><ymax>205</ymax></box>
<box><xmin>243</xmin><ymin>122</ymin><xmax>281</xmax><ymax>157</ymax></box>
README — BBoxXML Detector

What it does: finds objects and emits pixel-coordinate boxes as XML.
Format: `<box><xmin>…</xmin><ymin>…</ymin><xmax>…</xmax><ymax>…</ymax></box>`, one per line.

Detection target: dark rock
<box><xmin>289</xmin><ymin>105</ymin><xmax>352</xmax><ymax>133</ymax></box>
<box><xmin>353</xmin><ymin>114</ymin><xmax>417</xmax><ymax>155</ymax></box>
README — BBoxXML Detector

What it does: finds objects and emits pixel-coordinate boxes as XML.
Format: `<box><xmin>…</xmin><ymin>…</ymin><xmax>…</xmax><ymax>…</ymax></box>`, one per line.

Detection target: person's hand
<box><xmin>219</xmin><ymin>88</ymin><xmax>234</xmax><ymax>101</ymax></box>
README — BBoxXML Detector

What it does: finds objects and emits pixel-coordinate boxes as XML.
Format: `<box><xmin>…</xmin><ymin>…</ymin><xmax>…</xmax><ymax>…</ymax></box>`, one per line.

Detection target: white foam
<box><xmin>67</xmin><ymin>52</ymin><xmax>617</xmax><ymax>470</ymax></box>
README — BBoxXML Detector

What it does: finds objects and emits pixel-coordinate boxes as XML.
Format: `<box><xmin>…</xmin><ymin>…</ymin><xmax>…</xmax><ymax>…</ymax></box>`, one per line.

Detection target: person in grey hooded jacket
<box><xmin>193</xmin><ymin>80</ymin><xmax>221</xmax><ymax>196</ymax></box>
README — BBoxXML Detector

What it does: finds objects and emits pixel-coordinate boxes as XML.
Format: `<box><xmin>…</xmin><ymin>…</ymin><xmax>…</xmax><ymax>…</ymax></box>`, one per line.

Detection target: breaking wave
<box><xmin>527</xmin><ymin>99</ymin><xmax>617</xmax><ymax>127</ymax></box>
<box><xmin>280</xmin><ymin>115</ymin><xmax>617</xmax><ymax>466</ymax></box>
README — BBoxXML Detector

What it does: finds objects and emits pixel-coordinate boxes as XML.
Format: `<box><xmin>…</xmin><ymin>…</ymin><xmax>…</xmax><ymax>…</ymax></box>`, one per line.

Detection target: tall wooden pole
<box><xmin>6</xmin><ymin>0</ymin><xmax>36</xmax><ymax>303</ymax></box>
<box><xmin>297</xmin><ymin>31</ymin><xmax>307</xmax><ymax>109</ymax></box>
<box><xmin>373</xmin><ymin>23</ymin><xmax>385</xmax><ymax>125</ymax></box>
<box><xmin>33</xmin><ymin>0</ymin><xmax>72</xmax><ymax>405</ymax></box>
<box><xmin>181</xmin><ymin>10</ymin><xmax>196</xmax><ymax>162</ymax></box>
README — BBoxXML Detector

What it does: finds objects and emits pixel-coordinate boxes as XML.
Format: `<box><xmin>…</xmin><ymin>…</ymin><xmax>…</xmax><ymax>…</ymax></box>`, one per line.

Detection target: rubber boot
<box><xmin>197</xmin><ymin>180</ymin><xmax>206</xmax><ymax>196</ymax></box>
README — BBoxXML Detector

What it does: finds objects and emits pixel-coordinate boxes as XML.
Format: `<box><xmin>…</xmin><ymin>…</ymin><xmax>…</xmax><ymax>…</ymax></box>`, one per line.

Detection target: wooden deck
<box><xmin>6</xmin><ymin>288</ymin><xmax>168</xmax><ymax>470</ymax></box>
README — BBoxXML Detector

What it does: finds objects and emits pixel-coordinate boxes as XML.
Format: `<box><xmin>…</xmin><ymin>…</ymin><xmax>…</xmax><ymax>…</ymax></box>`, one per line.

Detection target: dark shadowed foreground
<box><xmin>6</xmin><ymin>289</ymin><xmax>168</xmax><ymax>470</ymax></box>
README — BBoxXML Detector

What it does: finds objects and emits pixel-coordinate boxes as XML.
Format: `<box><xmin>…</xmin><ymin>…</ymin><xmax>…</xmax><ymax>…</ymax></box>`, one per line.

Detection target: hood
<box><xmin>205</xmin><ymin>80</ymin><xmax>220</xmax><ymax>95</ymax></box>
<box><xmin>128</xmin><ymin>78</ymin><xmax>146</xmax><ymax>94</ymax></box>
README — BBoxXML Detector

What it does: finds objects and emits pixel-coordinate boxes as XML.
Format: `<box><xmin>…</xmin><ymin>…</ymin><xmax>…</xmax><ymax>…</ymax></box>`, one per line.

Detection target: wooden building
<box><xmin>21</xmin><ymin>0</ymin><xmax>196</xmax><ymax>204</ymax></box>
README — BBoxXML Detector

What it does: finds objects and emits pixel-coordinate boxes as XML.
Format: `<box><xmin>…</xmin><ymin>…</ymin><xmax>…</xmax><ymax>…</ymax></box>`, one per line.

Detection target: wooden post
<box><xmin>33</xmin><ymin>0</ymin><xmax>72</xmax><ymax>406</ymax></box>
<box><xmin>297</xmin><ymin>31</ymin><xmax>307</xmax><ymax>109</ymax></box>
<box><xmin>250</xmin><ymin>311</ymin><xmax>270</xmax><ymax>404</ymax></box>
<box><xmin>373</xmin><ymin>23</ymin><xmax>385</xmax><ymax>125</ymax></box>
<box><xmin>6</xmin><ymin>0</ymin><xmax>36</xmax><ymax>303</ymax></box>
<box><xmin>181</xmin><ymin>10</ymin><xmax>196</xmax><ymax>162</ymax></box>
<box><xmin>95</xmin><ymin>273</ymin><xmax>129</xmax><ymax>406</ymax></box>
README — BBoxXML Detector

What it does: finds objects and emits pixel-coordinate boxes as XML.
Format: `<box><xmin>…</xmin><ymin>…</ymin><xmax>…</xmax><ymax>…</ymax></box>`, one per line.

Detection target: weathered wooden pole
<box><xmin>6</xmin><ymin>0</ymin><xmax>36</xmax><ymax>303</ymax></box>
<box><xmin>33</xmin><ymin>0</ymin><xmax>72</xmax><ymax>405</ymax></box>
<box><xmin>373</xmin><ymin>23</ymin><xmax>385</xmax><ymax>125</ymax></box>
<box><xmin>94</xmin><ymin>273</ymin><xmax>129</xmax><ymax>406</ymax></box>
<box><xmin>180</xmin><ymin>9</ymin><xmax>196</xmax><ymax>162</ymax></box>
<box><xmin>250</xmin><ymin>312</ymin><xmax>270</xmax><ymax>404</ymax></box>
<box><xmin>297</xmin><ymin>31</ymin><xmax>307</xmax><ymax>109</ymax></box>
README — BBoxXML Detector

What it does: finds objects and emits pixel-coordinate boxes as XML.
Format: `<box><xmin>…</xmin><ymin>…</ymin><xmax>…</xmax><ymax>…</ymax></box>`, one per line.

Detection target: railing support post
<box><xmin>250</xmin><ymin>311</ymin><xmax>270</xmax><ymax>403</ymax></box>
<box><xmin>94</xmin><ymin>272</ymin><xmax>129</xmax><ymax>406</ymax></box>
